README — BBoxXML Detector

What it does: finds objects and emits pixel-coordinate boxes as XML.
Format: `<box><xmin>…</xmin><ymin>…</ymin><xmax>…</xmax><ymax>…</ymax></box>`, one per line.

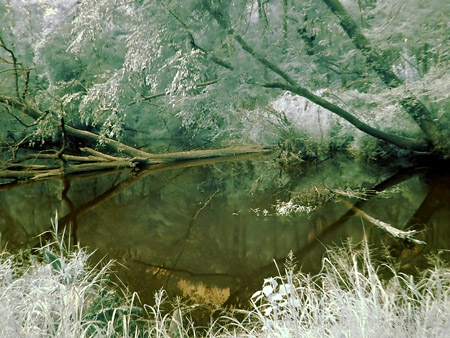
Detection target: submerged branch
<box><xmin>341</xmin><ymin>200</ymin><xmax>425</xmax><ymax>245</ymax></box>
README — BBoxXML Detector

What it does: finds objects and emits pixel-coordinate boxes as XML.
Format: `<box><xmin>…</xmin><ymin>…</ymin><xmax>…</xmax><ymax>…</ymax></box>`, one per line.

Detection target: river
<box><xmin>0</xmin><ymin>152</ymin><xmax>448</xmax><ymax>307</ymax></box>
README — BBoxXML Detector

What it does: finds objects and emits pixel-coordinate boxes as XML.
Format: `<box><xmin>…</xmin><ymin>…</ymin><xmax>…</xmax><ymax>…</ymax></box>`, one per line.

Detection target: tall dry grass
<box><xmin>0</xmin><ymin>215</ymin><xmax>448</xmax><ymax>337</ymax></box>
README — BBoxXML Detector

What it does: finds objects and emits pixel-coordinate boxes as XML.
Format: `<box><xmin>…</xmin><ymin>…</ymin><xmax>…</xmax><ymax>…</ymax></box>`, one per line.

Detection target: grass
<box><xmin>0</xmin><ymin>215</ymin><xmax>449</xmax><ymax>337</ymax></box>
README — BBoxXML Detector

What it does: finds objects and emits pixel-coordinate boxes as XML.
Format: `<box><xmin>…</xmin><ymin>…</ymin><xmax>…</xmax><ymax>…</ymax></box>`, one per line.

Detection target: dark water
<box><xmin>1</xmin><ymin>153</ymin><xmax>449</xmax><ymax>306</ymax></box>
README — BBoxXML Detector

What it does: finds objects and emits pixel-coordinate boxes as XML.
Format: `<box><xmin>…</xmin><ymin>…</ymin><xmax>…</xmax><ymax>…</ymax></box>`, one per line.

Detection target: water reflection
<box><xmin>0</xmin><ymin>154</ymin><xmax>448</xmax><ymax>306</ymax></box>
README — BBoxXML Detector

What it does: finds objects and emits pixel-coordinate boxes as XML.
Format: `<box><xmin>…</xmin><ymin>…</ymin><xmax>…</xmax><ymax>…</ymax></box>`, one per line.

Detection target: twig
<box><xmin>134</xmin><ymin>79</ymin><xmax>220</xmax><ymax>104</ymax></box>
<box><xmin>79</xmin><ymin>147</ymin><xmax>127</xmax><ymax>161</ymax></box>
<box><xmin>0</xmin><ymin>34</ymin><xmax>20</xmax><ymax>98</ymax></box>
<box><xmin>167</xmin><ymin>7</ymin><xmax>234</xmax><ymax>70</ymax></box>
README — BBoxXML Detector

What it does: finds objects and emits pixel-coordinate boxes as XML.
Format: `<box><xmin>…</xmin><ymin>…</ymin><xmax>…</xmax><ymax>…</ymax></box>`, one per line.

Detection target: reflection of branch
<box><xmin>404</xmin><ymin>174</ymin><xmax>450</xmax><ymax>231</ymax></box>
<box><xmin>0</xmin><ymin>207</ymin><xmax>31</xmax><ymax>250</ymax></box>
<box><xmin>223</xmin><ymin>166</ymin><xmax>427</xmax><ymax>307</ymax></box>
<box><xmin>0</xmin><ymin>151</ymin><xmax>267</xmax><ymax>191</ymax></box>
<box><xmin>289</xmin><ymin>167</ymin><xmax>427</xmax><ymax>260</ymax></box>
<box><xmin>61</xmin><ymin>178</ymin><xmax>78</xmax><ymax>245</ymax></box>
<box><xmin>341</xmin><ymin>199</ymin><xmax>425</xmax><ymax>245</ymax></box>
<box><xmin>52</xmin><ymin>153</ymin><xmax>265</xmax><ymax>227</ymax></box>
<box><xmin>194</xmin><ymin>190</ymin><xmax>219</xmax><ymax>219</ymax></box>
<box><xmin>165</xmin><ymin>189</ymin><xmax>220</xmax><ymax>288</ymax></box>
<box><xmin>178</xmin><ymin>191</ymin><xmax>219</xmax><ymax>250</ymax></box>
<box><xmin>132</xmin><ymin>259</ymin><xmax>234</xmax><ymax>278</ymax></box>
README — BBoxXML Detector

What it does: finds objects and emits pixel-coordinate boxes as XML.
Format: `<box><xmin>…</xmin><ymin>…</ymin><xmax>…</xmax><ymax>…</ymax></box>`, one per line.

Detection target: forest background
<box><xmin>0</xmin><ymin>0</ymin><xmax>448</xmax><ymax>179</ymax></box>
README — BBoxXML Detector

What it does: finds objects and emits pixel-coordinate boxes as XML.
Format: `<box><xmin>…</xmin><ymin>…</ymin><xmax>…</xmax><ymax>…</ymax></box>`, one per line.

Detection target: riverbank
<box><xmin>1</xmin><ymin>215</ymin><xmax>448</xmax><ymax>337</ymax></box>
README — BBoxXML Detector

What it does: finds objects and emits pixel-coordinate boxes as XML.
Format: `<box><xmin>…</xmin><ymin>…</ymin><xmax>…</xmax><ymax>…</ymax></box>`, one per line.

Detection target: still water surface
<box><xmin>0</xmin><ymin>154</ymin><xmax>449</xmax><ymax>306</ymax></box>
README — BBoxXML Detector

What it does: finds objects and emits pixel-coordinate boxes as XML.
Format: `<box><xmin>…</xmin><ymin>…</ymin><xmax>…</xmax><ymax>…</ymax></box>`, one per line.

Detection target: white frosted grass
<box><xmin>0</xmin><ymin>216</ymin><xmax>116</xmax><ymax>337</ymax></box>
<box><xmin>274</xmin><ymin>200</ymin><xmax>315</xmax><ymax>216</ymax></box>
<box><xmin>219</xmin><ymin>244</ymin><xmax>450</xmax><ymax>338</ymax></box>
<box><xmin>1</xmin><ymin>215</ymin><xmax>448</xmax><ymax>337</ymax></box>
<box><xmin>271</xmin><ymin>92</ymin><xmax>346</xmax><ymax>141</ymax></box>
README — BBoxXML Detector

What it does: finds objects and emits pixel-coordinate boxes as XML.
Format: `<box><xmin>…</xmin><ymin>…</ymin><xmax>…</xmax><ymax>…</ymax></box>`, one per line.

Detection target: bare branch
<box><xmin>0</xmin><ymin>34</ymin><xmax>20</xmax><ymax>98</ymax></box>
<box><xmin>135</xmin><ymin>79</ymin><xmax>219</xmax><ymax>104</ymax></box>
<box><xmin>342</xmin><ymin>199</ymin><xmax>425</xmax><ymax>245</ymax></box>
<box><xmin>1</xmin><ymin>102</ymin><xmax>31</xmax><ymax>127</ymax></box>
<box><xmin>22</xmin><ymin>69</ymin><xmax>30</xmax><ymax>99</ymax></box>
<box><xmin>167</xmin><ymin>7</ymin><xmax>234</xmax><ymax>70</ymax></box>
<box><xmin>282</xmin><ymin>0</ymin><xmax>289</xmax><ymax>54</ymax></box>
<box><xmin>79</xmin><ymin>147</ymin><xmax>127</xmax><ymax>161</ymax></box>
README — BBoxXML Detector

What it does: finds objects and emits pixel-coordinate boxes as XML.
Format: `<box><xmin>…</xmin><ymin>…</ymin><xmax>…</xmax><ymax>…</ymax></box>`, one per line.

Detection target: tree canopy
<box><xmin>0</xmin><ymin>0</ymin><xmax>449</xmax><ymax>181</ymax></box>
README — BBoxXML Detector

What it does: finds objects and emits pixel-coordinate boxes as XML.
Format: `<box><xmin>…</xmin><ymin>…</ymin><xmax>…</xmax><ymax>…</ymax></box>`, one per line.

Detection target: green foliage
<box><xmin>0</xmin><ymin>0</ymin><xmax>448</xmax><ymax>154</ymax></box>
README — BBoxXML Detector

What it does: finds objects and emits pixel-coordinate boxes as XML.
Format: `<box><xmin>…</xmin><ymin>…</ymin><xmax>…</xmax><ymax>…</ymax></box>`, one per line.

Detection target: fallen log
<box><xmin>0</xmin><ymin>95</ymin><xmax>272</xmax><ymax>183</ymax></box>
<box><xmin>0</xmin><ymin>145</ymin><xmax>272</xmax><ymax>184</ymax></box>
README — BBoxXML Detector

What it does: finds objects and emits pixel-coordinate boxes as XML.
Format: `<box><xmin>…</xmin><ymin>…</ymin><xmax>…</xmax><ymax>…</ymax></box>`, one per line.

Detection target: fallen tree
<box><xmin>0</xmin><ymin>144</ymin><xmax>271</xmax><ymax>183</ymax></box>
<box><xmin>0</xmin><ymin>82</ymin><xmax>270</xmax><ymax>184</ymax></box>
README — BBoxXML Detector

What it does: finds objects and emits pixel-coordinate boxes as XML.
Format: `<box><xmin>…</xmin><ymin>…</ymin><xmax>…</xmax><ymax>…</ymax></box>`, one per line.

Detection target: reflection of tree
<box><xmin>404</xmin><ymin>173</ymin><xmax>450</xmax><ymax>232</ymax></box>
<box><xmin>223</xmin><ymin>166</ymin><xmax>436</xmax><ymax>307</ymax></box>
<box><xmin>388</xmin><ymin>171</ymin><xmax>450</xmax><ymax>263</ymax></box>
<box><xmin>2</xmin><ymin>155</ymin><xmax>447</xmax><ymax>308</ymax></box>
<box><xmin>0</xmin><ymin>207</ymin><xmax>30</xmax><ymax>249</ymax></box>
<box><xmin>61</xmin><ymin>178</ymin><xmax>78</xmax><ymax>244</ymax></box>
<box><xmin>34</xmin><ymin>153</ymin><xmax>265</xmax><ymax>245</ymax></box>
<box><xmin>166</xmin><ymin>190</ymin><xmax>220</xmax><ymax>289</ymax></box>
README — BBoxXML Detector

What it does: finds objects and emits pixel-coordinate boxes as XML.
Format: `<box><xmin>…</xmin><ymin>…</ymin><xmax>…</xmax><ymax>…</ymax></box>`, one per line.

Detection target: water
<box><xmin>0</xmin><ymin>153</ymin><xmax>449</xmax><ymax>306</ymax></box>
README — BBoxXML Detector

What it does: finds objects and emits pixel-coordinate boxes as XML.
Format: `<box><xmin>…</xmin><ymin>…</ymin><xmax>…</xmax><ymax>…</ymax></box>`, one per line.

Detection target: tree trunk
<box><xmin>321</xmin><ymin>0</ymin><xmax>442</xmax><ymax>150</ymax></box>
<box><xmin>204</xmin><ymin>2</ymin><xmax>430</xmax><ymax>152</ymax></box>
<box><xmin>264</xmin><ymin>82</ymin><xmax>428</xmax><ymax>151</ymax></box>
